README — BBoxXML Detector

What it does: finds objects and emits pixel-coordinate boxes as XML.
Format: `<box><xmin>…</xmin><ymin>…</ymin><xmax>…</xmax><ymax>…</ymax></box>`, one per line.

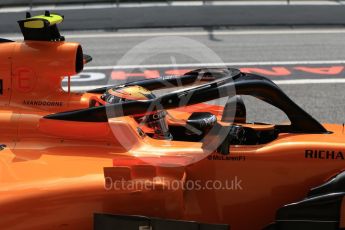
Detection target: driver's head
<box><xmin>102</xmin><ymin>85</ymin><xmax>172</xmax><ymax>140</ymax></box>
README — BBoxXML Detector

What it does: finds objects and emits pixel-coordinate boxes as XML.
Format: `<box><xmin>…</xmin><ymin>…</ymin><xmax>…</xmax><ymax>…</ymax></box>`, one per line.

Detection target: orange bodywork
<box><xmin>0</xmin><ymin>39</ymin><xmax>345</xmax><ymax>230</ymax></box>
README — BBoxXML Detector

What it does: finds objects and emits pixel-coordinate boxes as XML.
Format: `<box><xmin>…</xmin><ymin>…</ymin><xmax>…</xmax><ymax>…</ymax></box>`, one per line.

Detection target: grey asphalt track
<box><xmin>69</xmin><ymin>28</ymin><xmax>345</xmax><ymax>124</ymax></box>
<box><xmin>65</xmin><ymin>28</ymin><xmax>345</xmax><ymax>66</ymax></box>
<box><xmin>4</xmin><ymin>28</ymin><xmax>345</xmax><ymax>124</ymax></box>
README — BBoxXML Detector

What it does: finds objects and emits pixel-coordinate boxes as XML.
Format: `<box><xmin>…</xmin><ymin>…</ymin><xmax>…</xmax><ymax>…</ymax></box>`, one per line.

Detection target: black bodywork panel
<box><xmin>94</xmin><ymin>214</ymin><xmax>229</xmax><ymax>230</ymax></box>
<box><xmin>266</xmin><ymin>172</ymin><xmax>345</xmax><ymax>230</ymax></box>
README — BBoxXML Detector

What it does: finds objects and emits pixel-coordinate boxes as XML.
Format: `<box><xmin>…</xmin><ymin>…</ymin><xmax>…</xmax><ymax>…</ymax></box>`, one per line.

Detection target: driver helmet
<box><xmin>101</xmin><ymin>85</ymin><xmax>173</xmax><ymax>140</ymax></box>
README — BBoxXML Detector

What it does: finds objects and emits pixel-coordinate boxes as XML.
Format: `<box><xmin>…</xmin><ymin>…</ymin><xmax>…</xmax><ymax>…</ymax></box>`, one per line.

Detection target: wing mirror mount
<box><xmin>222</xmin><ymin>95</ymin><xmax>246</xmax><ymax>123</ymax></box>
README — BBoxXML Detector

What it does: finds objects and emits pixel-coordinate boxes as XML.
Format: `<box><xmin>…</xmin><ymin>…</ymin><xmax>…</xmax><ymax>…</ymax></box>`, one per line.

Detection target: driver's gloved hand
<box><xmin>217</xmin><ymin>125</ymin><xmax>258</xmax><ymax>155</ymax></box>
<box><xmin>217</xmin><ymin>125</ymin><xmax>244</xmax><ymax>155</ymax></box>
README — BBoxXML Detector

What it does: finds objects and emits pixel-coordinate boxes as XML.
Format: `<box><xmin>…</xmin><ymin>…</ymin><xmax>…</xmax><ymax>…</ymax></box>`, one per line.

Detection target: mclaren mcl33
<box><xmin>0</xmin><ymin>11</ymin><xmax>344</xmax><ymax>230</ymax></box>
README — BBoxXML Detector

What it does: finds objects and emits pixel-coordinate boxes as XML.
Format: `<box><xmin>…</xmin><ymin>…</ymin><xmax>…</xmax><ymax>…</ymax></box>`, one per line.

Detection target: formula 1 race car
<box><xmin>0</xmin><ymin>12</ymin><xmax>344</xmax><ymax>230</ymax></box>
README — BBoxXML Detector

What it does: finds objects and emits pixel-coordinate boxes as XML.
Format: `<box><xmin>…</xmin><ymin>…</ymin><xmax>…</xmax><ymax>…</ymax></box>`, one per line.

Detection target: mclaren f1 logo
<box><xmin>208</xmin><ymin>153</ymin><xmax>246</xmax><ymax>161</ymax></box>
<box><xmin>305</xmin><ymin>150</ymin><xmax>345</xmax><ymax>160</ymax></box>
<box><xmin>139</xmin><ymin>226</ymin><xmax>151</xmax><ymax>230</ymax></box>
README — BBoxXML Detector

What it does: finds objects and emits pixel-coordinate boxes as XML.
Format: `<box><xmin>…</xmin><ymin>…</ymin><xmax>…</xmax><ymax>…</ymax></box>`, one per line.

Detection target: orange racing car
<box><xmin>0</xmin><ymin>11</ymin><xmax>344</xmax><ymax>230</ymax></box>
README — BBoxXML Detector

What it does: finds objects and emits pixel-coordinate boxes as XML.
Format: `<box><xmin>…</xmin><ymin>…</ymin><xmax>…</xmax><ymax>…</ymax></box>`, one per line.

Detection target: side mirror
<box><xmin>222</xmin><ymin>95</ymin><xmax>246</xmax><ymax>123</ymax></box>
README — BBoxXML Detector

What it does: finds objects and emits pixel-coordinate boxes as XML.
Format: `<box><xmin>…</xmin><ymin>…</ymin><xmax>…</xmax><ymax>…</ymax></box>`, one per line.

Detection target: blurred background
<box><xmin>1</xmin><ymin>0</ymin><xmax>345</xmax><ymax>124</ymax></box>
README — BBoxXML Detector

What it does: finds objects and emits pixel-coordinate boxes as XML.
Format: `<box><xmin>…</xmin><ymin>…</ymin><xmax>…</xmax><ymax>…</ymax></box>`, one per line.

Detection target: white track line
<box><xmin>274</xmin><ymin>78</ymin><xmax>345</xmax><ymax>85</ymax></box>
<box><xmin>63</xmin><ymin>79</ymin><xmax>345</xmax><ymax>91</ymax></box>
<box><xmin>0</xmin><ymin>1</ymin><xmax>340</xmax><ymax>13</ymax></box>
<box><xmin>65</xmin><ymin>29</ymin><xmax>345</xmax><ymax>39</ymax></box>
<box><xmin>6</xmin><ymin>28</ymin><xmax>345</xmax><ymax>40</ymax></box>
<box><xmin>84</xmin><ymin>60</ymin><xmax>345</xmax><ymax>70</ymax></box>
